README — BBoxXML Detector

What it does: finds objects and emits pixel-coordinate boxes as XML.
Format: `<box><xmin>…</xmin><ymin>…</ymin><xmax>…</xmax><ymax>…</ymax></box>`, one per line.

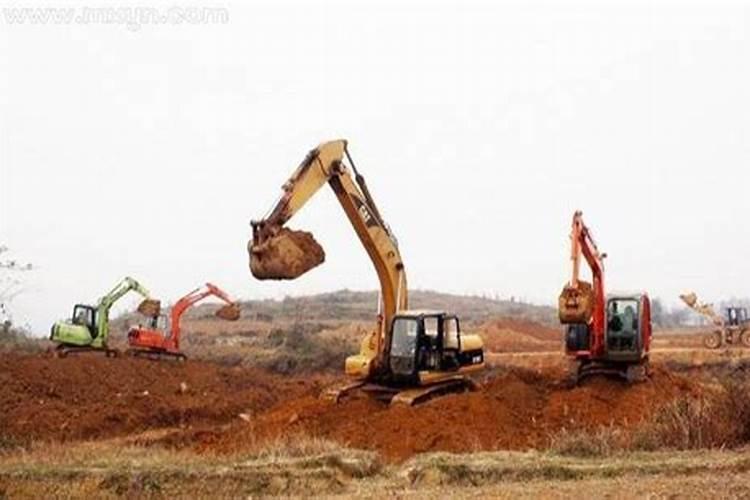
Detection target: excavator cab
<box><xmin>388</xmin><ymin>311</ymin><xmax>483</xmax><ymax>384</ymax></box>
<box><xmin>72</xmin><ymin>305</ymin><xmax>96</xmax><ymax>334</ymax></box>
<box><xmin>725</xmin><ymin>307</ymin><xmax>749</xmax><ymax>327</ymax></box>
<box><xmin>49</xmin><ymin>304</ymin><xmax>98</xmax><ymax>350</ymax></box>
<box><xmin>605</xmin><ymin>293</ymin><xmax>651</xmax><ymax>363</ymax></box>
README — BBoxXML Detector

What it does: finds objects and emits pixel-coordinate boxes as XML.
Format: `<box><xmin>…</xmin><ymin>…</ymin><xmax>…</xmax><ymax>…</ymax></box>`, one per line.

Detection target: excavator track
<box><xmin>126</xmin><ymin>349</ymin><xmax>187</xmax><ymax>362</ymax></box>
<box><xmin>52</xmin><ymin>345</ymin><xmax>120</xmax><ymax>358</ymax></box>
<box><xmin>321</xmin><ymin>381</ymin><xmax>366</xmax><ymax>403</ymax></box>
<box><xmin>389</xmin><ymin>377</ymin><xmax>476</xmax><ymax>406</ymax></box>
<box><xmin>571</xmin><ymin>359</ymin><xmax>651</xmax><ymax>385</ymax></box>
<box><xmin>322</xmin><ymin>376</ymin><xmax>476</xmax><ymax>406</ymax></box>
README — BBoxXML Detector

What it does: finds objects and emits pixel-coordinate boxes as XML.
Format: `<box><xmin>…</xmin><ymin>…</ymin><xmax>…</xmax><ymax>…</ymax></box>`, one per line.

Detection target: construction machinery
<box><xmin>50</xmin><ymin>277</ymin><xmax>160</xmax><ymax>357</ymax></box>
<box><xmin>558</xmin><ymin>211</ymin><xmax>652</xmax><ymax>383</ymax></box>
<box><xmin>679</xmin><ymin>292</ymin><xmax>750</xmax><ymax>348</ymax></box>
<box><xmin>248</xmin><ymin>139</ymin><xmax>485</xmax><ymax>405</ymax></box>
<box><xmin>126</xmin><ymin>283</ymin><xmax>241</xmax><ymax>360</ymax></box>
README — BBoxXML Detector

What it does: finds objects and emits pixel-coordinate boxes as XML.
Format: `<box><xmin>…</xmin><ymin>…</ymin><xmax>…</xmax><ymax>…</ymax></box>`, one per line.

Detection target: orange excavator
<box><xmin>126</xmin><ymin>283</ymin><xmax>240</xmax><ymax>361</ymax></box>
<box><xmin>558</xmin><ymin>211</ymin><xmax>652</xmax><ymax>383</ymax></box>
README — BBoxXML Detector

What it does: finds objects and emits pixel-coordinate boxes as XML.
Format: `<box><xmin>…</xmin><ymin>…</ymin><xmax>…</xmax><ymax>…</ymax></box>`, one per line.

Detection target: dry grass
<box><xmin>4</xmin><ymin>439</ymin><xmax>750</xmax><ymax>498</ymax></box>
<box><xmin>547</xmin><ymin>425</ymin><xmax>627</xmax><ymax>457</ymax></box>
<box><xmin>0</xmin><ymin>437</ymin><xmax>381</xmax><ymax>498</ymax></box>
<box><xmin>543</xmin><ymin>377</ymin><xmax>750</xmax><ymax>458</ymax></box>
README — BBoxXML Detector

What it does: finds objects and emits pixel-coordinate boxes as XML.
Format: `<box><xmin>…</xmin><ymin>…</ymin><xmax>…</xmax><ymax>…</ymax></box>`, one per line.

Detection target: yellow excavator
<box><xmin>679</xmin><ymin>292</ymin><xmax>750</xmax><ymax>348</ymax></box>
<box><xmin>248</xmin><ymin>140</ymin><xmax>485</xmax><ymax>405</ymax></box>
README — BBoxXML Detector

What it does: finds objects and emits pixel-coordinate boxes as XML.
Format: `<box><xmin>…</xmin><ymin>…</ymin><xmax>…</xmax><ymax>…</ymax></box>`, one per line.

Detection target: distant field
<box><xmin>4</xmin><ymin>290</ymin><xmax>750</xmax><ymax>498</ymax></box>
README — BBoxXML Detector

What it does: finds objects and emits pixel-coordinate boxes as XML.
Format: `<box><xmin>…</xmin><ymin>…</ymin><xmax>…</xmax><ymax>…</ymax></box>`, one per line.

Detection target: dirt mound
<box><xmin>0</xmin><ymin>353</ymin><xmax>318</xmax><ymax>443</ymax></box>
<box><xmin>206</xmin><ymin>365</ymin><xmax>703</xmax><ymax>461</ymax></box>
<box><xmin>480</xmin><ymin>318</ymin><xmax>561</xmax><ymax>352</ymax></box>
<box><xmin>0</xmin><ymin>351</ymin><xmax>711</xmax><ymax>463</ymax></box>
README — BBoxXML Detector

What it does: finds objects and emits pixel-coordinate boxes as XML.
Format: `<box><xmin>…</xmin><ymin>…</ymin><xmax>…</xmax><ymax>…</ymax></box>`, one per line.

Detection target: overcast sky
<box><xmin>1</xmin><ymin>0</ymin><xmax>749</xmax><ymax>333</ymax></box>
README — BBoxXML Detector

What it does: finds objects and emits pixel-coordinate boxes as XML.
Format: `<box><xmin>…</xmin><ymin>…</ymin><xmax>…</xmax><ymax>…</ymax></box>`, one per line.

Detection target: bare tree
<box><xmin>0</xmin><ymin>245</ymin><xmax>33</xmax><ymax>325</ymax></box>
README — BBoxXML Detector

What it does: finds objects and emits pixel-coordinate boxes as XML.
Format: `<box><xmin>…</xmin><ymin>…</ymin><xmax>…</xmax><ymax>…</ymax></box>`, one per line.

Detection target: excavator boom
<box><xmin>249</xmin><ymin>140</ymin><xmax>484</xmax><ymax>401</ymax></box>
<box><xmin>168</xmin><ymin>283</ymin><xmax>239</xmax><ymax>347</ymax></box>
<box><xmin>249</xmin><ymin>140</ymin><xmax>407</xmax><ymax>378</ymax></box>
<box><xmin>559</xmin><ymin>211</ymin><xmax>606</xmax><ymax>355</ymax></box>
<box><xmin>95</xmin><ymin>277</ymin><xmax>159</xmax><ymax>347</ymax></box>
<box><xmin>679</xmin><ymin>292</ymin><xmax>724</xmax><ymax>327</ymax></box>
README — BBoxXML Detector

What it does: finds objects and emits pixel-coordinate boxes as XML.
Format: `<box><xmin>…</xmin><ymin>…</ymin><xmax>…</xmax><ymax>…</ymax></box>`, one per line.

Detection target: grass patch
<box><xmin>547</xmin><ymin>425</ymin><xmax>626</xmax><ymax>458</ymax></box>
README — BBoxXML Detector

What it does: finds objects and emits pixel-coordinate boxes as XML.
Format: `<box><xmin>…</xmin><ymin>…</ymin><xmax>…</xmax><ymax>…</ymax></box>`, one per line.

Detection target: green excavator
<box><xmin>49</xmin><ymin>276</ymin><xmax>160</xmax><ymax>357</ymax></box>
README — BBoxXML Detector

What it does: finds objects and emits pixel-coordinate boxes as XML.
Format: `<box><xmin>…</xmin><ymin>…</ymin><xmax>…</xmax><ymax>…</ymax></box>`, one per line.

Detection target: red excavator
<box><xmin>558</xmin><ymin>211</ymin><xmax>652</xmax><ymax>383</ymax></box>
<box><xmin>127</xmin><ymin>283</ymin><xmax>240</xmax><ymax>361</ymax></box>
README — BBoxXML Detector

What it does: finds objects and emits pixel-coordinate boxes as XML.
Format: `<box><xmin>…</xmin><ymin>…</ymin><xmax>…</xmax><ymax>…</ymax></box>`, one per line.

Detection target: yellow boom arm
<box><xmin>249</xmin><ymin>140</ymin><xmax>408</xmax><ymax>378</ymax></box>
<box><xmin>679</xmin><ymin>292</ymin><xmax>724</xmax><ymax>327</ymax></box>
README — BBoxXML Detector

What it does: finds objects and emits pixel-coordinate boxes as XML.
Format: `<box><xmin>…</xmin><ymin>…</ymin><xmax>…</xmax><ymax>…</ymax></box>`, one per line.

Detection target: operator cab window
<box><xmin>73</xmin><ymin>305</ymin><xmax>94</xmax><ymax>328</ymax></box>
<box><xmin>607</xmin><ymin>298</ymin><xmax>638</xmax><ymax>352</ymax></box>
<box><xmin>444</xmin><ymin>317</ymin><xmax>459</xmax><ymax>350</ymax></box>
<box><xmin>152</xmin><ymin>314</ymin><xmax>168</xmax><ymax>331</ymax></box>
<box><xmin>390</xmin><ymin>317</ymin><xmax>420</xmax><ymax>377</ymax></box>
<box><xmin>390</xmin><ymin>317</ymin><xmax>419</xmax><ymax>358</ymax></box>
<box><xmin>424</xmin><ymin>317</ymin><xmax>439</xmax><ymax>340</ymax></box>
<box><xmin>420</xmin><ymin>316</ymin><xmax>440</xmax><ymax>371</ymax></box>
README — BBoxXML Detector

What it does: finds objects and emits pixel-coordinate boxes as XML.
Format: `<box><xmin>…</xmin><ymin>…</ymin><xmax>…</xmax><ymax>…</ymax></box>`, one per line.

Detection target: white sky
<box><xmin>1</xmin><ymin>0</ymin><xmax>749</xmax><ymax>333</ymax></box>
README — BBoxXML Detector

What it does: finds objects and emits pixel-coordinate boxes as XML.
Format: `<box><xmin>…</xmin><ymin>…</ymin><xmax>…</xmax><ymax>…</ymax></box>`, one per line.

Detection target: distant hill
<box><xmin>190</xmin><ymin>289</ymin><xmax>557</xmax><ymax>326</ymax></box>
<box><xmin>107</xmin><ymin>289</ymin><xmax>558</xmax><ymax>373</ymax></box>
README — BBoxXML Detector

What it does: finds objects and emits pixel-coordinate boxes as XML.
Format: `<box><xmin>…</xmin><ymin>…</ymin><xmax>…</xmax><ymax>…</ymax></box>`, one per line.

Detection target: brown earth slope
<box><xmin>0</xmin><ymin>354</ymin><xmax>320</xmax><ymax>443</ymax></box>
<box><xmin>205</xmin><ymin>365</ymin><xmax>704</xmax><ymax>461</ymax></box>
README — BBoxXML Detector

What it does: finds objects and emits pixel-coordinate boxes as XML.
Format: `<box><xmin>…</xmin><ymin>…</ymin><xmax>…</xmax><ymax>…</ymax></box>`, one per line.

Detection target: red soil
<box><xmin>0</xmin><ymin>353</ymin><xmax>705</xmax><ymax>462</ymax></box>
<box><xmin>0</xmin><ymin>353</ymin><xmax>318</xmax><ymax>443</ymax></box>
<box><xmin>480</xmin><ymin>318</ymin><xmax>561</xmax><ymax>352</ymax></box>
<box><xmin>207</xmin><ymin>365</ymin><xmax>703</xmax><ymax>461</ymax></box>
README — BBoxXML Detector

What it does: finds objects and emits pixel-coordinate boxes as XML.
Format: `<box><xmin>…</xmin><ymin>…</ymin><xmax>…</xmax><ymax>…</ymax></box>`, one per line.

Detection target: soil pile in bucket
<box><xmin>215</xmin><ymin>303</ymin><xmax>241</xmax><ymax>321</ymax></box>
<box><xmin>249</xmin><ymin>228</ymin><xmax>325</xmax><ymax>280</ymax></box>
<box><xmin>137</xmin><ymin>299</ymin><xmax>161</xmax><ymax>317</ymax></box>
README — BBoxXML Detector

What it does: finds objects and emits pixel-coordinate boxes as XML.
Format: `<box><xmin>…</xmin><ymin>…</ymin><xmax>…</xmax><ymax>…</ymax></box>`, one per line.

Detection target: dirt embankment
<box><xmin>479</xmin><ymin>318</ymin><xmax>561</xmax><ymax>352</ymax></box>
<box><xmin>0</xmin><ymin>354</ymin><xmax>321</xmax><ymax>443</ymax></box>
<box><xmin>0</xmin><ymin>353</ymin><xmax>713</xmax><ymax>463</ymax></box>
<box><xmin>206</xmin><ymin>365</ymin><xmax>704</xmax><ymax>461</ymax></box>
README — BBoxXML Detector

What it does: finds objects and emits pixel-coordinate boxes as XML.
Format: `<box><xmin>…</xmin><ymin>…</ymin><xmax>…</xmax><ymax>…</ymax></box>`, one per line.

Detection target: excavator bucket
<box><xmin>559</xmin><ymin>281</ymin><xmax>594</xmax><ymax>324</ymax></box>
<box><xmin>679</xmin><ymin>293</ymin><xmax>697</xmax><ymax>308</ymax></box>
<box><xmin>249</xmin><ymin>228</ymin><xmax>325</xmax><ymax>280</ymax></box>
<box><xmin>137</xmin><ymin>299</ymin><xmax>161</xmax><ymax>317</ymax></box>
<box><xmin>216</xmin><ymin>303</ymin><xmax>240</xmax><ymax>321</ymax></box>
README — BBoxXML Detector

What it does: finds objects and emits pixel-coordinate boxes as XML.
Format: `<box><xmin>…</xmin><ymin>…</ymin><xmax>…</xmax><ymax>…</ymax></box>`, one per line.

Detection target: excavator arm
<box><xmin>679</xmin><ymin>292</ymin><xmax>724</xmax><ymax>327</ymax></box>
<box><xmin>248</xmin><ymin>140</ymin><xmax>407</xmax><ymax>378</ymax></box>
<box><xmin>168</xmin><ymin>283</ymin><xmax>239</xmax><ymax>349</ymax></box>
<box><xmin>559</xmin><ymin>211</ymin><xmax>606</xmax><ymax>355</ymax></box>
<box><xmin>95</xmin><ymin>277</ymin><xmax>159</xmax><ymax>347</ymax></box>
